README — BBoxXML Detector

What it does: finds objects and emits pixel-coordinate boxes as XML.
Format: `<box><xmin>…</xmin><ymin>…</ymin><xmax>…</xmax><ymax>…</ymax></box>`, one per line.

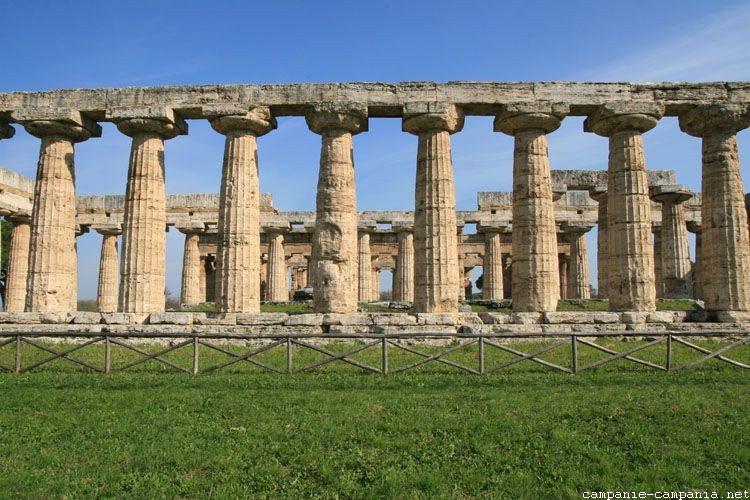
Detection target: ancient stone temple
<box><xmin>0</xmin><ymin>82</ymin><xmax>749</xmax><ymax>331</ymax></box>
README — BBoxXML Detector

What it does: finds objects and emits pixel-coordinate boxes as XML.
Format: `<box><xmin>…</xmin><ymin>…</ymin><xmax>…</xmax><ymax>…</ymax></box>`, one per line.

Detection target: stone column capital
<box><xmin>477</xmin><ymin>222</ymin><xmax>510</xmax><ymax>234</ymax></box>
<box><xmin>679</xmin><ymin>104</ymin><xmax>750</xmax><ymax>137</ymax></box>
<box><xmin>588</xmin><ymin>185</ymin><xmax>608</xmax><ymax>203</ymax></box>
<box><xmin>0</xmin><ymin>122</ymin><xmax>15</xmax><ymax>139</ymax></box>
<box><xmin>650</xmin><ymin>185</ymin><xmax>693</xmax><ymax>205</ymax></box>
<box><xmin>93</xmin><ymin>224</ymin><xmax>122</xmax><ymax>236</ymax></box>
<box><xmin>109</xmin><ymin>107</ymin><xmax>187</xmax><ymax>139</ymax></box>
<box><xmin>392</xmin><ymin>223</ymin><xmax>414</xmax><ymax>234</ymax></box>
<box><xmin>493</xmin><ymin>102</ymin><xmax>569</xmax><ymax>135</ymax></box>
<box><xmin>305</xmin><ymin>103</ymin><xmax>368</xmax><ymax>135</ymax></box>
<box><xmin>584</xmin><ymin>102</ymin><xmax>665</xmax><ymax>136</ymax></box>
<box><xmin>402</xmin><ymin>103</ymin><xmax>464</xmax><ymax>135</ymax></box>
<box><xmin>262</xmin><ymin>224</ymin><xmax>290</xmax><ymax>236</ymax></box>
<box><xmin>8</xmin><ymin>210</ymin><xmax>31</xmax><ymax>224</ymax></box>
<box><xmin>561</xmin><ymin>222</ymin><xmax>595</xmax><ymax>237</ymax></box>
<box><xmin>208</xmin><ymin>106</ymin><xmax>277</xmax><ymax>136</ymax></box>
<box><xmin>686</xmin><ymin>221</ymin><xmax>702</xmax><ymax>234</ymax></box>
<box><xmin>15</xmin><ymin>108</ymin><xmax>102</xmax><ymax>142</ymax></box>
<box><xmin>176</xmin><ymin>222</ymin><xmax>206</xmax><ymax>235</ymax></box>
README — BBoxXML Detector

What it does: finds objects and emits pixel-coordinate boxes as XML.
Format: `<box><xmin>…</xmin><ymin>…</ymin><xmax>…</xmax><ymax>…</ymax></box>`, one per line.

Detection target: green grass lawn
<box><xmin>0</xmin><ymin>339</ymin><xmax>748</xmax><ymax>497</ymax></box>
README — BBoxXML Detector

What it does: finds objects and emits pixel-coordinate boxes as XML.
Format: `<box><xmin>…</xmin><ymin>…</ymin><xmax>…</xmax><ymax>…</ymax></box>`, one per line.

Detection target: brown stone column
<box><xmin>687</xmin><ymin>222</ymin><xmax>702</xmax><ymax>300</ymax></box>
<box><xmin>680</xmin><ymin>104</ymin><xmax>750</xmax><ymax>312</ymax></box>
<box><xmin>113</xmin><ymin>112</ymin><xmax>186</xmax><ymax>313</ymax></box>
<box><xmin>300</xmin><ymin>263</ymin><xmax>309</xmax><ymax>289</ymax></box>
<box><xmin>178</xmin><ymin>224</ymin><xmax>204</xmax><ymax>307</ymax></box>
<box><xmin>585</xmin><ymin>103</ymin><xmax>664</xmax><ymax>312</ymax></box>
<box><xmin>208</xmin><ymin>107</ymin><xmax>276</xmax><ymax>312</ymax></box>
<box><xmin>393</xmin><ymin>228</ymin><xmax>414</xmax><ymax>302</ymax></box>
<box><xmin>652</xmin><ymin>186</ymin><xmax>693</xmax><ymax>299</ymax></box>
<box><xmin>372</xmin><ymin>266</ymin><xmax>381</xmax><ymax>301</ymax></box>
<box><xmin>5</xmin><ymin>213</ymin><xmax>31</xmax><ymax>312</ymax></box>
<box><xmin>266</xmin><ymin>230</ymin><xmax>288</xmax><ymax>302</ymax></box>
<box><xmin>306</xmin><ymin>105</ymin><xmax>368</xmax><ymax>313</ymax></box>
<box><xmin>589</xmin><ymin>186</ymin><xmax>609</xmax><ymax>298</ymax></box>
<box><xmin>291</xmin><ymin>268</ymin><xmax>299</xmax><ymax>292</ymax></box>
<box><xmin>403</xmin><ymin>104</ymin><xmax>464</xmax><ymax>313</ymax></box>
<box><xmin>563</xmin><ymin>223</ymin><xmax>593</xmax><ymax>299</ymax></box>
<box><xmin>495</xmin><ymin>103</ymin><xmax>568</xmax><ymax>312</ymax></box>
<box><xmin>480</xmin><ymin>225</ymin><xmax>505</xmax><ymax>300</ymax></box>
<box><xmin>95</xmin><ymin>225</ymin><xmax>121</xmax><ymax>313</ymax></box>
<box><xmin>558</xmin><ymin>254</ymin><xmax>569</xmax><ymax>300</ymax></box>
<box><xmin>19</xmin><ymin>114</ymin><xmax>100</xmax><ymax>312</ymax></box>
<box><xmin>457</xmin><ymin>251</ymin><xmax>466</xmax><ymax>301</ymax></box>
<box><xmin>358</xmin><ymin>231</ymin><xmax>373</xmax><ymax>302</ymax></box>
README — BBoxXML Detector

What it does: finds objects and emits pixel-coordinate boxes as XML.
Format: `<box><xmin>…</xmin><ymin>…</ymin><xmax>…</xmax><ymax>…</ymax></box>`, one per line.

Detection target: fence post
<box><xmin>571</xmin><ymin>335</ymin><xmax>578</xmax><ymax>374</ymax></box>
<box><xmin>479</xmin><ymin>337</ymin><xmax>485</xmax><ymax>375</ymax></box>
<box><xmin>382</xmin><ymin>337</ymin><xmax>389</xmax><ymax>375</ymax></box>
<box><xmin>286</xmin><ymin>337</ymin><xmax>293</xmax><ymax>374</ymax></box>
<box><xmin>14</xmin><ymin>335</ymin><xmax>21</xmax><ymax>373</ymax></box>
<box><xmin>666</xmin><ymin>334</ymin><xmax>672</xmax><ymax>372</ymax></box>
<box><xmin>192</xmin><ymin>336</ymin><xmax>199</xmax><ymax>375</ymax></box>
<box><xmin>104</xmin><ymin>336</ymin><xmax>111</xmax><ymax>374</ymax></box>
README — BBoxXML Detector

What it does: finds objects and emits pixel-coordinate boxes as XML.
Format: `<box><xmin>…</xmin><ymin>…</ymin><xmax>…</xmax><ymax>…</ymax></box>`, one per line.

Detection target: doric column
<box><xmin>585</xmin><ymin>102</ymin><xmax>664</xmax><ymax>311</ymax></box>
<box><xmin>208</xmin><ymin>106</ymin><xmax>276</xmax><ymax>312</ymax></box>
<box><xmin>17</xmin><ymin>111</ymin><xmax>101</xmax><ymax>312</ymax></box>
<box><xmin>403</xmin><ymin>103</ymin><xmax>464</xmax><ymax>313</ymax></box>
<box><xmin>479</xmin><ymin>223</ymin><xmax>506</xmax><ymax>300</ymax></box>
<box><xmin>306</xmin><ymin>105</ymin><xmax>368</xmax><ymax>313</ymax></box>
<box><xmin>687</xmin><ymin>221</ymin><xmax>702</xmax><ymax>300</ymax></box>
<box><xmin>457</xmin><ymin>250</ymin><xmax>466</xmax><ymax>301</ymax></box>
<box><xmin>290</xmin><ymin>268</ymin><xmax>299</xmax><ymax>292</ymax></box>
<box><xmin>199</xmin><ymin>257</ymin><xmax>207</xmax><ymax>303</ymax></box>
<box><xmin>558</xmin><ymin>254</ymin><xmax>569</xmax><ymax>300</ymax></box>
<box><xmin>393</xmin><ymin>227</ymin><xmax>414</xmax><ymax>302</ymax></box>
<box><xmin>111</xmin><ymin>109</ymin><xmax>186</xmax><ymax>313</ymax></box>
<box><xmin>0</xmin><ymin>122</ymin><xmax>14</xmax><ymax>141</ymax></box>
<box><xmin>5</xmin><ymin>213</ymin><xmax>31</xmax><ymax>312</ymax></box>
<box><xmin>300</xmin><ymin>262</ymin><xmax>309</xmax><ymax>288</ymax></box>
<box><xmin>563</xmin><ymin>223</ymin><xmax>593</xmax><ymax>299</ymax></box>
<box><xmin>495</xmin><ymin>103</ymin><xmax>568</xmax><ymax>312</ymax></box>
<box><xmin>680</xmin><ymin>104</ymin><xmax>750</xmax><ymax>312</ymax></box>
<box><xmin>358</xmin><ymin>231</ymin><xmax>373</xmax><ymax>302</ymax></box>
<box><xmin>266</xmin><ymin>230</ymin><xmax>288</xmax><ymax>302</ymax></box>
<box><xmin>652</xmin><ymin>186</ymin><xmax>693</xmax><ymax>299</ymax></box>
<box><xmin>177</xmin><ymin>223</ymin><xmax>204</xmax><ymax>307</ymax></box>
<box><xmin>372</xmin><ymin>266</ymin><xmax>380</xmax><ymax>301</ymax></box>
<box><xmin>94</xmin><ymin>225</ymin><xmax>121</xmax><ymax>313</ymax></box>
<box><xmin>589</xmin><ymin>186</ymin><xmax>609</xmax><ymax>298</ymax></box>
<box><xmin>652</xmin><ymin>226</ymin><xmax>664</xmax><ymax>299</ymax></box>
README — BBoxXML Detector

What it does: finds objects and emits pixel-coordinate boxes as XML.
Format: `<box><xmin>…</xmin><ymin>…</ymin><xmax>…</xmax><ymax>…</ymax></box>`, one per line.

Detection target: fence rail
<box><xmin>0</xmin><ymin>331</ymin><xmax>748</xmax><ymax>375</ymax></box>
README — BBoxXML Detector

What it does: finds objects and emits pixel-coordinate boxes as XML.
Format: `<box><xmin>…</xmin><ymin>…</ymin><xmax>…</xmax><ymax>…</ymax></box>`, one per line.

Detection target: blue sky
<box><xmin>1</xmin><ymin>0</ymin><xmax>749</xmax><ymax>299</ymax></box>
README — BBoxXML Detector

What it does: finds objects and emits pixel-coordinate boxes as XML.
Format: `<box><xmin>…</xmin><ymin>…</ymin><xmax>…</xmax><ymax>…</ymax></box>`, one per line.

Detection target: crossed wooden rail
<box><xmin>0</xmin><ymin>331</ymin><xmax>748</xmax><ymax>375</ymax></box>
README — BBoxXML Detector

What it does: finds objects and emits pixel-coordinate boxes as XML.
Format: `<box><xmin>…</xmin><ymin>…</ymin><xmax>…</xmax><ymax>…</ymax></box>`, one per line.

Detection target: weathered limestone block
<box><xmin>192</xmin><ymin>313</ymin><xmax>237</xmax><ymax>326</ymax></box>
<box><xmin>209</xmin><ymin>107</ymin><xmax>276</xmax><ymax>313</ymax></box>
<box><xmin>114</xmin><ymin>112</ymin><xmax>187</xmax><ymax>313</ymax></box>
<box><xmin>403</xmin><ymin>103</ymin><xmax>464</xmax><ymax>313</ymax></box>
<box><xmin>680</xmin><ymin>104</ymin><xmax>750</xmax><ymax>311</ymax></box>
<box><xmin>585</xmin><ymin>102</ymin><xmax>664</xmax><ymax>312</ymax></box>
<box><xmin>148</xmin><ymin>312</ymin><xmax>193</xmax><ymax>325</ymax></box>
<box><xmin>235</xmin><ymin>313</ymin><xmax>288</xmax><ymax>325</ymax></box>
<box><xmin>589</xmin><ymin>186</ymin><xmax>609</xmax><ymax>298</ymax></box>
<box><xmin>495</xmin><ymin>103</ymin><xmax>568</xmax><ymax>312</ymax></box>
<box><xmin>284</xmin><ymin>313</ymin><xmax>324</xmax><ymax>326</ymax></box>
<box><xmin>5</xmin><ymin>214</ymin><xmax>31</xmax><ymax>312</ymax></box>
<box><xmin>392</xmin><ymin>229</ymin><xmax>414</xmax><ymax>303</ymax></box>
<box><xmin>100</xmin><ymin>312</ymin><xmax>149</xmax><ymax>325</ymax></box>
<box><xmin>415</xmin><ymin>313</ymin><xmax>458</xmax><ymax>326</ymax></box>
<box><xmin>645</xmin><ymin>311</ymin><xmax>674</xmax><ymax>324</ymax></box>
<box><xmin>323</xmin><ymin>313</ymin><xmax>373</xmax><ymax>326</ymax></box>
<box><xmin>651</xmin><ymin>186</ymin><xmax>693</xmax><ymax>299</ymax></box>
<box><xmin>478</xmin><ymin>312</ymin><xmax>513</xmax><ymax>325</ymax></box>
<box><xmin>266</xmin><ymin>231</ymin><xmax>288</xmax><ymax>302</ymax></box>
<box><xmin>72</xmin><ymin>312</ymin><xmax>102</xmax><ymax>324</ymax></box>
<box><xmin>543</xmin><ymin>312</ymin><xmax>620</xmax><ymax>324</ymax></box>
<box><xmin>481</xmin><ymin>229</ymin><xmax>504</xmax><ymax>300</ymax></box>
<box><xmin>20</xmin><ymin>114</ymin><xmax>101</xmax><ymax>312</ymax></box>
<box><xmin>95</xmin><ymin>226</ymin><xmax>120</xmax><ymax>313</ymax></box>
<box><xmin>307</xmin><ymin>105</ymin><xmax>367</xmax><ymax>313</ymax></box>
<box><xmin>372</xmin><ymin>313</ymin><xmax>418</xmax><ymax>326</ymax></box>
<box><xmin>357</xmin><ymin>232</ymin><xmax>372</xmax><ymax>302</ymax></box>
<box><xmin>511</xmin><ymin>312</ymin><xmax>543</xmax><ymax>324</ymax></box>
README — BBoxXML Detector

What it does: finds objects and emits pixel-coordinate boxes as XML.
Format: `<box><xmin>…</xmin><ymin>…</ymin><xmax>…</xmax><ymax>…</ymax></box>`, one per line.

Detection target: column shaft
<box><xmin>393</xmin><ymin>231</ymin><xmax>414</xmax><ymax>302</ymax></box>
<box><xmin>267</xmin><ymin>233</ymin><xmax>288</xmax><ymax>302</ymax></box>
<box><xmin>358</xmin><ymin>233</ymin><xmax>372</xmax><ymax>302</ymax></box>
<box><xmin>5</xmin><ymin>220</ymin><xmax>31</xmax><ymax>312</ymax></box>
<box><xmin>482</xmin><ymin>232</ymin><xmax>504</xmax><ymax>300</ymax></box>
<box><xmin>180</xmin><ymin>233</ymin><xmax>202</xmax><ymax>306</ymax></box>
<box><xmin>661</xmin><ymin>202</ymin><xmax>693</xmax><ymax>298</ymax></box>
<box><xmin>97</xmin><ymin>234</ymin><xmax>119</xmax><ymax>312</ymax></box>
<box><xmin>558</xmin><ymin>254</ymin><xmax>569</xmax><ymax>300</ymax></box>
<box><xmin>568</xmin><ymin>233</ymin><xmax>591</xmax><ymax>299</ymax></box>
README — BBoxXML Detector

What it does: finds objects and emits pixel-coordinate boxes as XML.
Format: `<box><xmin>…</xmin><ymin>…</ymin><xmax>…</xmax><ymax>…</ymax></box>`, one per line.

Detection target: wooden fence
<box><xmin>0</xmin><ymin>331</ymin><xmax>748</xmax><ymax>375</ymax></box>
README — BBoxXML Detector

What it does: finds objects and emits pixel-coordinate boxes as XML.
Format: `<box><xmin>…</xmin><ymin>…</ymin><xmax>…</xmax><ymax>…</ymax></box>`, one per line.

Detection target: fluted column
<box><xmin>358</xmin><ymin>231</ymin><xmax>373</xmax><ymax>302</ymax></box>
<box><xmin>652</xmin><ymin>186</ymin><xmax>693</xmax><ymax>299</ymax></box>
<box><xmin>558</xmin><ymin>254</ymin><xmax>569</xmax><ymax>300</ymax></box>
<box><xmin>652</xmin><ymin>227</ymin><xmax>664</xmax><ymax>299</ymax></box>
<box><xmin>680</xmin><ymin>104</ymin><xmax>750</xmax><ymax>312</ymax></box>
<box><xmin>495</xmin><ymin>103</ymin><xmax>568</xmax><ymax>312</ymax></box>
<box><xmin>457</xmin><ymin>251</ymin><xmax>466</xmax><ymax>300</ymax></box>
<box><xmin>19</xmin><ymin>114</ymin><xmax>101</xmax><ymax>312</ymax></box>
<box><xmin>585</xmin><ymin>103</ymin><xmax>664</xmax><ymax>312</ymax></box>
<box><xmin>306</xmin><ymin>106</ymin><xmax>367</xmax><ymax>313</ymax></box>
<box><xmin>300</xmin><ymin>263</ymin><xmax>309</xmax><ymax>288</ymax></box>
<box><xmin>403</xmin><ymin>104</ymin><xmax>464</xmax><ymax>313</ymax></box>
<box><xmin>94</xmin><ymin>226</ymin><xmax>121</xmax><ymax>313</ymax></box>
<box><xmin>687</xmin><ymin>222</ymin><xmax>703</xmax><ymax>300</ymax></box>
<box><xmin>393</xmin><ymin>229</ymin><xmax>414</xmax><ymax>302</ymax></box>
<box><xmin>589</xmin><ymin>187</ymin><xmax>609</xmax><ymax>298</ymax></box>
<box><xmin>5</xmin><ymin>213</ymin><xmax>31</xmax><ymax>312</ymax></box>
<box><xmin>113</xmin><ymin>112</ymin><xmax>186</xmax><ymax>313</ymax></box>
<box><xmin>481</xmin><ymin>226</ymin><xmax>505</xmax><ymax>300</ymax></box>
<box><xmin>563</xmin><ymin>223</ymin><xmax>593</xmax><ymax>299</ymax></box>
<box><xmin>209</xmin><ymin>107</ymin><xmax>276</xmax><ymax>312</ymax></box>
<box><xmin>266</xmin><ymin>230</ymin><xmax>288</xmax><ymax>302</ymax></box>
<box><xmin>372</xmin><ymin>266</ymin><xmax>380</xmax><ymax>301</ymax></box>
<box><xmin>177</xmin><ymin>224</ymin><xmax>204</xmax><ymax>306</ymax></box>
<box><xmin>291</xmin><ymin>268</ymin><xmax>299</xmax><ymax>292</ymax></box>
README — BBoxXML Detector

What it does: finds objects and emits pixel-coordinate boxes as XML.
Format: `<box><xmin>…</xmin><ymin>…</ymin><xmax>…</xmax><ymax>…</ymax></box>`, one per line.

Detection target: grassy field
<box><xmin>0</xmin><ymin>339</ymin><xmax>748</xmax><ymax>498</ymax></box>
